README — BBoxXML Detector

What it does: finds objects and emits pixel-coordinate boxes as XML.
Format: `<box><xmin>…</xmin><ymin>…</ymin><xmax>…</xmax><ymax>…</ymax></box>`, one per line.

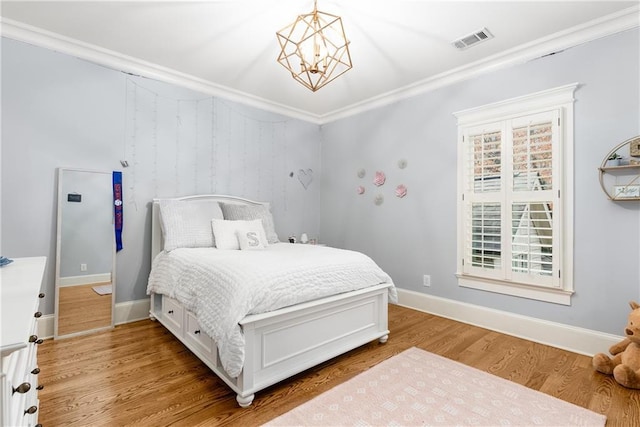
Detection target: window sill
<box><xmin>456</xmin><ymin>273</ymin><xmax>573</xmax><ymax>305</ymax></box>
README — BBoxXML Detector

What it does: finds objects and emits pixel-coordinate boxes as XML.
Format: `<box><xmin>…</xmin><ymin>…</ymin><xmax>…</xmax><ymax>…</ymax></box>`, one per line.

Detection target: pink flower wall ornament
<box><xmin>373</xmin><ymin>171</ymin><xmax>386</xmax><ymax>186</ymax></box>
<box><xmin>395</xmin><ymin>184</ymin><xmax>408</xmax><ymax>198</ymax></box>
<box><xmin>356</xmin><ymin>185</ymin><xmax>365</xmax><ymax>195</ymax></box>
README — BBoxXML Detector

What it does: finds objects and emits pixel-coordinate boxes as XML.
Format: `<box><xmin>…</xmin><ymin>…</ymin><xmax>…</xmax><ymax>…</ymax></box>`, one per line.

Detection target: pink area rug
<box><xmin>265</xmin><ymin>347</ymin><xmax>606</xmax><ymax>426</ymax></box>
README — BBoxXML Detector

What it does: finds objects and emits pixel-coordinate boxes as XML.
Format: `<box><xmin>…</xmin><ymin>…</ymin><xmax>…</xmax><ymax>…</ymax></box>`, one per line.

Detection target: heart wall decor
<box><xmin>298</xmin><ymin>168</ymin><xmax>313</xmax><ymax>189</ymax></box>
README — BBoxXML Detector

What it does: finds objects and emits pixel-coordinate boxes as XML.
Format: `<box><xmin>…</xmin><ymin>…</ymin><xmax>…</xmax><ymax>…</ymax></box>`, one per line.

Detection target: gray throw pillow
<box><xmin>220</xmin><ymin>202</ymin><xmax>279</xmax><ymax>244</ymax></box>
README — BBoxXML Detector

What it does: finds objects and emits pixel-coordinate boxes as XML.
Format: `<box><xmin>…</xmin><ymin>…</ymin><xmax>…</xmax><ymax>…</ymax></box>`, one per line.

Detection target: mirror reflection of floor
<box><xmin>58</xmin><ymin>282</ymin><xmax>112</xmax><ymax>336</ymax></box>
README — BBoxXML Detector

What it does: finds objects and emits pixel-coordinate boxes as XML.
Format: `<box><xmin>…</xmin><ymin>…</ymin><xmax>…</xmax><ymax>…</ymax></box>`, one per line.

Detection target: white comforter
<box><xmin>147</xmin><ymin>243</ymin><xmax>397</xmax><ymax>377</ymax></box>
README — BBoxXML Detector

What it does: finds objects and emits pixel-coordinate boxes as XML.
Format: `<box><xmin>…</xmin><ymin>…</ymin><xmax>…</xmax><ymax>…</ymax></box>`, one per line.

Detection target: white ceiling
<box><xmin>1</xmin><ymin>1</ymin><xmax>638</xmax><ymax>122</ymax></box>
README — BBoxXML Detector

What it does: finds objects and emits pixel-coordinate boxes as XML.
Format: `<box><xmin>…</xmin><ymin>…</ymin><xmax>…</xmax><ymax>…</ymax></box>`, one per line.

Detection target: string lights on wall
<box><xmin>122</xmin><ymin>78</ymin><xmax>300</xmax><ymax>212</ymax></box>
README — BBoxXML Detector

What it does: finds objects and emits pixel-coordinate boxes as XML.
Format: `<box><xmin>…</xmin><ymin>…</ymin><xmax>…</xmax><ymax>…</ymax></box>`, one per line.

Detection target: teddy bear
<box><xmin>592</xmin><ymin>301</ymin><xmax>640</xmax><ymax>389</ymax></box>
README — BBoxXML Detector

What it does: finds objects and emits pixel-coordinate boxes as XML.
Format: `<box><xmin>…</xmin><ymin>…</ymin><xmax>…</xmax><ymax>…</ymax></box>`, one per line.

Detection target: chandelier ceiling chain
<box><xmin>276</xmin><ymin>0</ymin><xmax>353</xmax><ymax>92</ymax></box>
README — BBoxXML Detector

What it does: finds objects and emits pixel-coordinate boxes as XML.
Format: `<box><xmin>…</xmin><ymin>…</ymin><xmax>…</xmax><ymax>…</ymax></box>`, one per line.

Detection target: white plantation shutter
<box><xmin>471</xmin><ymin>129</ymin><xmax>501</xmax><ymax>193</ymax></box>
<box><xmin>461</xmin><ymin>111</ymin><xmax>559</xmax><ymax>288</ymax></box>
<box><xmin>508</xmin><ymin>112</ymin><xmax>557</xmax><ymax>287</ymax></box>
<box><xmin>469</xmin><ymin>202</ymin><xmax>502</xmax><ymax>271</ymax></box>
<box><xmin>455</xmin><ymin>84</ymin><xmax>577</xmax><ymax>304</ymax></box>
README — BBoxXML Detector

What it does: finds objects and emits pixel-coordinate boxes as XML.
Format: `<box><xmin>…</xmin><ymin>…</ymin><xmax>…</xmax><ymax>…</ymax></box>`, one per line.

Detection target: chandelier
<box><xmin>276</xmin><ymin>0</ymin><xmax>352</xmax><ymax>92</ymax></box>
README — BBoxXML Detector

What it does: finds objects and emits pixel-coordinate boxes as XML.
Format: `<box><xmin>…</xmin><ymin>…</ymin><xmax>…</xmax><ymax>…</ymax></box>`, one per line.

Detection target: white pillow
<box><xmin>159</xmin><ymin>199</ymin><xmax>223</xmax><ymax>251</ymax></box>
<box><xmin>211</xmin><ymin>219</ymin><xmax>268</xmax><ymax>250</ymax></box>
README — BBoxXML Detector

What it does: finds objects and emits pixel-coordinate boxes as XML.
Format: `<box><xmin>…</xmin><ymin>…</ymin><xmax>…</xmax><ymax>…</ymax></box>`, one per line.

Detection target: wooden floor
<box><xmin>38</xmin><ymin>304</ymin><xmax>639</xmax><ymax>426</ymax></box>
<box><xmin>57</xmin><ymin>283</ymin><xmax>112</xmax><ymax>336</ymax></box>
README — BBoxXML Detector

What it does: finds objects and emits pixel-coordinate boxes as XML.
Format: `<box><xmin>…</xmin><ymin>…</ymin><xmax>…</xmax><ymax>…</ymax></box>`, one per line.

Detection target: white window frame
<box><xmin>454</xmin><ymin>83</ymin><xmax>578</xmax><ymax>305</ymax></box>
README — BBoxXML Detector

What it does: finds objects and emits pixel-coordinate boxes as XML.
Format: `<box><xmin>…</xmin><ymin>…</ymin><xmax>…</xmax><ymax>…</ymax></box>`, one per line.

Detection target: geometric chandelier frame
<box><xmin>276</xmin><ymin>0</ymin><xmax>352</xmax><ymax>92</ymax></box>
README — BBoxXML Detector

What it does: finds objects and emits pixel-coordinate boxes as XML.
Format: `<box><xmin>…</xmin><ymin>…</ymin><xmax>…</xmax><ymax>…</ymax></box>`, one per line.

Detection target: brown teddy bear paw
<box><xmin>613</xmin><ymin>364</ymin><xmax>640</xmax><ymax>389</ymax></box>
<box><xmin>592</xmin><ymin>353</ymin><xmax>614</xmax><ymax>374</ymax></box>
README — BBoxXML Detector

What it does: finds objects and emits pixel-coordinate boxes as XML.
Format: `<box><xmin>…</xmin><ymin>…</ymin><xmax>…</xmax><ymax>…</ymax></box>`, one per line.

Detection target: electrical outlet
<box><xmin>80</xmin><ymin>263</ymin><xmax>87</xmax><ymax>272</ymax></box>
<box><xmin>423</xmin><ymin>274</ymin><xmax>431</xmax><ymax>287</ymax></box>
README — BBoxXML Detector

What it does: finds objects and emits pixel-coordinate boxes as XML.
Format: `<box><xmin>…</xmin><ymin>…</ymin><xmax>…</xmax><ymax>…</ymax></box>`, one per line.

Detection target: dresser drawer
<box><xmin>162</xmin><ymin>297</ymin><xmax>184</xmax><ymax>332</ymax></box>
<box><xmin>185</xmin><ymin>312</ymin><xmax>215</xmax><ymax>358</ymax></box>
<box><xmin>1</xmin><ymin>257</ymin><xmax>46</xmax><ymax>427</ymax></box>
<box><xmin>5</xmin><ymin>372</ymin><xmax>38</xmax><ymax>427</ymax></box>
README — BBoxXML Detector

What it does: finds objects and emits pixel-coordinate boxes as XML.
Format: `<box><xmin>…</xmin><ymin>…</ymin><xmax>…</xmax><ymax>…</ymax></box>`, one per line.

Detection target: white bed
<box><xmin>147</xmin><ymin>195</ymin><xmax>396</xmax><ymax>407</ymax></box>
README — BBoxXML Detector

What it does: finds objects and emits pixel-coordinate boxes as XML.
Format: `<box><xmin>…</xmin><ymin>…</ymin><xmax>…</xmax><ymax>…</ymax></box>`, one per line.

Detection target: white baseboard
<box><xmin>114</xmin><ymin>298</ymin><xmax>151</xmax><ymax>325</ymax></box>
<box><xmin>397</xmin><ymin>288</ymin><xmax>622</xmax><ymax>357</ymax></box>
<box><xmin>37</xmin><ymin>298</ymin><xmax>150</xmax><ymax>339</ymax></box>
<box><xmin>58</xmin><ymin>273</ymin><xmax>112</xmax><ymax>287</ymax></box>
<box><xmin>38</xmin><ymin>314</ymin><xmax>55</xmax><ymax>339</ymax></box>
<box><xmin>38</xmin><ymin>291</ymin><xmax>621</xmax><ymax>357</ymax></box>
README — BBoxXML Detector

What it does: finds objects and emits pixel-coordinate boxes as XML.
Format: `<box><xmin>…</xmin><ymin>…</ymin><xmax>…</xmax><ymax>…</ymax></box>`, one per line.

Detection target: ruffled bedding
<box><xmin>147</xmin><ymin>243</ymin><xmax>397</xmax><ymax>377</ymax></box>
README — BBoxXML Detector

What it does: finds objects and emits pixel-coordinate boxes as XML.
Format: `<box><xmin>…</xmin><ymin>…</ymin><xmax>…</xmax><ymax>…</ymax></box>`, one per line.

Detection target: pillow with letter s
<box><xmin>211</xmin><ymin>218</ymin><xmax>268</xmax><ymax>250</ymax></box>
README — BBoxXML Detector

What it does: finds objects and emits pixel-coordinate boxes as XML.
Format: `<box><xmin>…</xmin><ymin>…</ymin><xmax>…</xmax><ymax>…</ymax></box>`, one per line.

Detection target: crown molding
<box><xmin>2</xmin><ymin>4</ymin><xmax>638</xmax><ymax>125</ymax></box>
<box><xmin>319</xmin><ymin>4</ymin><xmax>640</xmax><ymax>123</ymax></box>
<box><xmin>0</xmin><ymin>17</ymin><xmax>324</xmax><ymax>124</ymax></box>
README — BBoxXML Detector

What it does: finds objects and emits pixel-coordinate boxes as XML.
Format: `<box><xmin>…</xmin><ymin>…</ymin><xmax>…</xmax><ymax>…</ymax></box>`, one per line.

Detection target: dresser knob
<box><xmin>36</xmin><ymin>385</ymin><xmax>44</xmax><ymax>390</ymax></box>
<box><xmin>24</xmin><ymin>405</ymin><xmax>38</xmax><ymax>415</ymax></box>
<box><xmin>31</xmin><ymin>367</ymin><xmax>41</xmax><ymax>375</ymax></box>
<box><xmin>39</xmin><ymin>293</ymin><xmax>45</xmax><ymax>298</ymax></box>
<box><xmin>13</xmin><ymin>382</ymin><xmax>31</xmax><ymax>394</ymax></box>
<box><xmin>34</xmin><ymin>311</ymin><xmax>42</xmax><ymax>318</ymax></box>
<box><xmin>194</xmin><ymin>330</ymin><xmax>201</xmax><ymax>334</ymax></box>
<box><xmin>29</xmin><ymin>335</ymin><xmax>44</xmax><ymax>344</ymax></box>
<box><xmin>168</xmin><ymin>310</ymin><xmax>174</xmax><ymax>314</ymax></box>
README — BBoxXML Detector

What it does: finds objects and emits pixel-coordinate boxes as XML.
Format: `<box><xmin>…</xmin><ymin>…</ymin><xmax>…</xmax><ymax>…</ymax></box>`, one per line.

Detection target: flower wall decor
<box><xmin>373</xmin><ymin>171</ymin><xmax>386</xmax><ymax>186</ymax></box>
<box><xmin>395</xmin><ymin>184</ymin><xmax>407</xmax><ymax>198</ymax></box>
<box><xmin>354</xmin><ymin>161</ymin><xmax>409</xmax><ymax>204</ymax></box>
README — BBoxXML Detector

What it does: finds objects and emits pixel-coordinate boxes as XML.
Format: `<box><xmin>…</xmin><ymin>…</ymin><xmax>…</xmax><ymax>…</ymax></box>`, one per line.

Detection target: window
<box><xmin>454</xmin><ymin>84</ymin><xmax>578</xmax><ymax>305</ymax></box>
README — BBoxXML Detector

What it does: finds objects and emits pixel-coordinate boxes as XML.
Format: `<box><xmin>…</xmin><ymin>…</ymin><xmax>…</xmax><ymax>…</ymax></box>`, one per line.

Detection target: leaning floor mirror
<box><xmin>54</xmin><ymin>168</ymin><xmax>116</xmax><ymax>338</ymax></box>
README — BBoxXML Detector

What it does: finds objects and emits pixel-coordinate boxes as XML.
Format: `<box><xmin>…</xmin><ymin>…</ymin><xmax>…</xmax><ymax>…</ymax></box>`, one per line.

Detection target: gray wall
<box><xmin>1</xmin><ymin>38</ymin><xmax>322</xmax><ymax>315</ymax></box>
<box><xmin>319</xmin><ymin>28</ymin><xmax>640</xmax><ymax>335</ymax></box>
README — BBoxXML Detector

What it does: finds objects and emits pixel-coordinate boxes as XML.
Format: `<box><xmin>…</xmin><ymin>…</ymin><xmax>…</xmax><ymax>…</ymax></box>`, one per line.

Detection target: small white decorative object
<box><xmin>300</xmin><ymin>233</ymin><xmax>309</xmax><ymax>244</ymax></box>
<box><xmin>397</xmin><ymin>159</ymin><xmax>408</xmax><ymax>169</ymax></box>
<box><xmin>373</xmin><ymin>171</ymin><xmax>386</xmax><ymax>186</ymax></box>
<box><xmin>374</xmin><ymin>194</ymin><xmax>384</xmax><ymax>205</ymax></box>
<box><xmin>298</xmin><ymin>169</ymin><xmax>313</xmax><ymax>189</ymax></box>
<box><xmin>395</xmin><ymin>184</ymin><xmax>407</xmax><ymax>198</ymax></box>
<box><xmin>356</xmin><ymin>185</ymin><xmax>365</xmax><ymax>195</ymax></box>
<box><xmin>357</xmin><ymin>168</ymin><xmax>366</xmax><ymax>178</ymax></box>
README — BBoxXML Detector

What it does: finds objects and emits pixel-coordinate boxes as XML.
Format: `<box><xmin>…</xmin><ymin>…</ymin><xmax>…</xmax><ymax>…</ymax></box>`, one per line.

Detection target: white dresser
<box><xmin>1</xmin><ymin>257</ymin><xmax>46</xmax><ymax>427</ymax></box>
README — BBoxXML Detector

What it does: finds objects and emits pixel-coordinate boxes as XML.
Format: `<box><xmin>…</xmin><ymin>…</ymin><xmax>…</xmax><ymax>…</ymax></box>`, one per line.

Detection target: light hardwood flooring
<box><xmin>37</xmin><ymin>304</ymin><xmax>639</xmax><ymax>426</ymax></box>
<box><xmin>57</xmin><ymin>283</ymin><xmax>113</xmax><ymax>336</ymax></box>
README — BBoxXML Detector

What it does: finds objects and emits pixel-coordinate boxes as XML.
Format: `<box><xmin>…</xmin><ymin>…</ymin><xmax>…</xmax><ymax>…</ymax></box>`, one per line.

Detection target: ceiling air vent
<box><xmin>452</xmin><ymin>28</ymin><xmax>493</xmax><ymax>50</ymax></box>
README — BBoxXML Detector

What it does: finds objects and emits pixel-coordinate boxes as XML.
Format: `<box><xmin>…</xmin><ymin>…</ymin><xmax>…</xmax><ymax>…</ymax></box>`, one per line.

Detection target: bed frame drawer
<box><xmin>162</xmin><ymin>297</ymin><xmax>183</xmax><ymax>332</ymax></box>
<box><xmin>185</xmin><ymin>313</ymin><xmax>215</xmax><ymax>357</ymax></box>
